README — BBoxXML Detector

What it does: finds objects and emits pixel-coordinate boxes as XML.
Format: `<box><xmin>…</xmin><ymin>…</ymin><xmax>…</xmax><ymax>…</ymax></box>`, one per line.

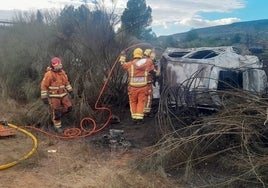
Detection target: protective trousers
<box><xmin>144</xmin><ymin>83</ymin><xmax>153</xmax><ymax>114</ymax></box>
<box><xmin>49</xmin><ymin>95</ymin><xmax>72</xmax><ymax>128</ymax></box>
<box><xmin>128</xmin><ymin>86</ymin><xmax>148</xmax><ymax>120</ymax></box>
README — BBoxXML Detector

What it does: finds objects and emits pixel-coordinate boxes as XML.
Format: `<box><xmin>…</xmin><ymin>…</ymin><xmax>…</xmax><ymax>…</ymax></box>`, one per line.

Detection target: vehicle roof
<box><xmin>161</xmin><ymin>46</ymin><xmax>262</xmax><ymax>69</ymax></box>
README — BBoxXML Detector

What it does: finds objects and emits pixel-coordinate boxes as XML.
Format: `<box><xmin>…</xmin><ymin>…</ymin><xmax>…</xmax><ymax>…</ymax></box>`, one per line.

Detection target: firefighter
<box><xmin>119</xmin><ymin>48</ymin><xmax>155</xmax><ymax>124</ymax></box>
<box><xmin>40</xmin><ymin>57</ymin><xmax>74</xmax><ymax>133</ymax></box>
<box><xmin>143</xmin><ymin>49</ymin><xmax>158</xmax><ymax>117</ymax></box>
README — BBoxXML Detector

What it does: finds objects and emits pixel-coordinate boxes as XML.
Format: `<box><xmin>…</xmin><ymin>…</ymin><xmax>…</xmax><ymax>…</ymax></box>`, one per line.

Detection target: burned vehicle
<box><xmin>158</xmin><ymin>46</ymin><xmax>267</xmax><ymax>112</ymax></box>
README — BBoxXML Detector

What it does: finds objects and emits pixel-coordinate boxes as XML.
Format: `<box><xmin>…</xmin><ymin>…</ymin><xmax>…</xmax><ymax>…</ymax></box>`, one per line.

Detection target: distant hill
<box><xmin>174</xmin><ymin>19</ymin><xmax>268</xmax><ymax>38</ymax></box>
<box><xmin>158</xmin><ymin>19</ymin><xmax>268</xmax><ymax>49</ymax></box>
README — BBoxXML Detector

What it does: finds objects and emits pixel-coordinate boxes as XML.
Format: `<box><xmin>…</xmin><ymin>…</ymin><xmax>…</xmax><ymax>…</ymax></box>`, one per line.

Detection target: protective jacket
<box><xmin>122</xmin><ymin>58</ymin><xmax>155</xmax><ymax>87</ymax></box>
<box><xmin>41</xmin><ymin>68</ymin><xmax>73</xmax><ymax>99</ymax></box>
<box><xmin>40</xmin><ymin>68</ymin><xmax>73</xmax><ymax>129</ymax></box>
<box><xmin>122</xmin><ymin>58</ymin><xmax>155</xmax><ymax>121</ymax></box>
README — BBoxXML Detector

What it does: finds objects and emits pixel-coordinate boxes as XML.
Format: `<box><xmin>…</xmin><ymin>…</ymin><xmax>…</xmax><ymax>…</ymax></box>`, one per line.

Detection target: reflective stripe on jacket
<box><xmin>40</xmin><ymin>69</ymin><xmax>73</xmax><ymax>98</ymax></box>
<box><xmin>122</xmin><ymin>58</ymin><xmax>155</xmax><ymax>87</ymax></box>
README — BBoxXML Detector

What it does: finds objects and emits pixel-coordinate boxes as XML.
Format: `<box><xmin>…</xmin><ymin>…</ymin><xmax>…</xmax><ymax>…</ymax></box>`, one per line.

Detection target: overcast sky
<box><xmin>0</xmin><ymin>0</ymin><xmax>267</xmax><ymax>36</ymax></box>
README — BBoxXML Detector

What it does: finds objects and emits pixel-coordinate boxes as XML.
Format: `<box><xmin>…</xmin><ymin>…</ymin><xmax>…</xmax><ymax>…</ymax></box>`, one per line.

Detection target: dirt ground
<box><xmin>0</xmin><ymin>108</ymin><xmax>183</xmax><ymax>188</ymax></box>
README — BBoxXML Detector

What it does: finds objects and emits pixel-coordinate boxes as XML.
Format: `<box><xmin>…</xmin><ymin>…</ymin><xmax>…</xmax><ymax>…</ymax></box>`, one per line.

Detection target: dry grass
<box><xmin>0</xmin><ymin>98</ymin><xmax>180</xmax><ymax>188</ymax></box>
<box><xmin>4</xmin><ymin>85</ymin><xmax>268</xmax><ymax>187</ymax></box>
<box><xmin>1</xmin><ymin>134</ymin><xmax>178</xmax><ymax>188</ymax></box>
<box><xmin>139</xmin><ymin>88</ymin><xmax>268</xmax><ymax>187</ymax></box>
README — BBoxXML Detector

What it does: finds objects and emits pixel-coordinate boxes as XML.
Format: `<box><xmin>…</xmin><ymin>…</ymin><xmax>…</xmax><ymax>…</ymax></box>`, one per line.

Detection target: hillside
<box><xmin>175</xmin><ymin>19</ymin><xmax>268</xmax><ymax>38</ymax></box>
<box><xmin>158</xmin><ymin>19</ymin><xmax>268</xmax><ymax>49</ymax></box>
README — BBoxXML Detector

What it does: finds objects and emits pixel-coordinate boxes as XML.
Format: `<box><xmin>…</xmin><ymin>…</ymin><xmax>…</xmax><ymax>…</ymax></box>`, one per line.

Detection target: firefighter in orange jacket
<box><xmin>41</xmin><ymin>57</ymin><xmax>74</xmax><ymax>133</ymax></box>
<box><xmin>143</xmin><ymin>49</ymin><xmax>158</xmax><ymax>117</ymax></box>
<box><xmin>119</xmin><ymin>48</ymin><xmax>155</xmax><ymax>124</ymax></box>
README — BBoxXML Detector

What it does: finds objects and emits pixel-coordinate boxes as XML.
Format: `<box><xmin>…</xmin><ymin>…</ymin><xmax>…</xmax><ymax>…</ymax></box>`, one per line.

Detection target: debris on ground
<box><xmin>0</xmin><ymin>121</ymin><xmax>16</xmax><ymax>137</ymax></box>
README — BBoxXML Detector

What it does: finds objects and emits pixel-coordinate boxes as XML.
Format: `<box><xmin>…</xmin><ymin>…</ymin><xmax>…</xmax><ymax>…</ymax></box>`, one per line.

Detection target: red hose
<box><xmin>26</xmin><ymin>42</ymin><xmax>153</xmax><ymax>139</ymax></box>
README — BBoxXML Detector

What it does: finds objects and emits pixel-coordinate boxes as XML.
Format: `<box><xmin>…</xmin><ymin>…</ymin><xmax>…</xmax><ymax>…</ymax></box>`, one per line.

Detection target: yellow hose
<box><xmin>0</xmin><ymin>123</ymin><xmax>38</xmax><ymax>170</ymax></box>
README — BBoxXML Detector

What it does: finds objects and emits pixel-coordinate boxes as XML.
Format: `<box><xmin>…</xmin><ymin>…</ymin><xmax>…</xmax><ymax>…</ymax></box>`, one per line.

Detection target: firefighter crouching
<box><xmin>40</xmin><ymin>57</ymin><xmax>74</xmax><ymax>133</ymax></box>
<box><xmin>119</xmin><ymin>48</ymin><xmax>155</xmax><ymax>125</ymax></box>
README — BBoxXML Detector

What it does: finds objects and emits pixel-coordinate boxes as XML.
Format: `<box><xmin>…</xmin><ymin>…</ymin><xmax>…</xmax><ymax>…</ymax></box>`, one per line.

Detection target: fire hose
<box><xmin>0</xmin><ymin>123</ymin><xmax>38</xmax><ymax>170</ymax></box>
<box><xmin>29</xmin><ymin>42</ymin><xmax>154</xmax><ymax>139</ymax></box>
<box><xmin>0</xmin><ymin>42</ymin><xmax>153</xmax><ymax>170</ymax></box>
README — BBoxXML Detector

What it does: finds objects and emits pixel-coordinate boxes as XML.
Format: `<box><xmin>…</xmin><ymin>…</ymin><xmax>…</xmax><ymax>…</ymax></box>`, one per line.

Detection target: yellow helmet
<box><xmin>133</xmin><ymin>48</ymin><xmax>143</xmax><ymax>59</ymax></box>
<box><xmin>144</xmin><ymin>49</ymin><xmax>152</xmax><ymax>57</ymax></box>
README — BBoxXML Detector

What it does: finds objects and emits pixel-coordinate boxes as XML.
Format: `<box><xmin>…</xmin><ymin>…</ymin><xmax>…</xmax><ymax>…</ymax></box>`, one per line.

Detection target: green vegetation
<box><xmin>1</xmin><ymin>1</ymin><xmax>268</xmax><ymax>187</ymax></box>
<box><xmin>0</xmin><ymin>3</ymin><xmax>131</xmax><ymax>127</ymax></box>
<box><xmin>120</xmin><ymin>0</ymin><xmax>156</xmax><ymax>41</ymax></box>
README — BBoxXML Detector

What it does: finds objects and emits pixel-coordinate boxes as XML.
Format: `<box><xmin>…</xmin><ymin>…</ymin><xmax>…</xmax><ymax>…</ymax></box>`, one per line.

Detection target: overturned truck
<box><xmin>158</xmin><ymin>46</ymin><xmax>267</xmax><ymax>111</ymax></box>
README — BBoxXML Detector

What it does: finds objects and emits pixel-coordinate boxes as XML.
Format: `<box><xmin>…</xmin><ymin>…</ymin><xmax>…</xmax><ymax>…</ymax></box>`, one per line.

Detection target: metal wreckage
<box><xmin>154</xmin><ymin>46</ymin><xmax>267</xmax><ymax>112</ymax></box>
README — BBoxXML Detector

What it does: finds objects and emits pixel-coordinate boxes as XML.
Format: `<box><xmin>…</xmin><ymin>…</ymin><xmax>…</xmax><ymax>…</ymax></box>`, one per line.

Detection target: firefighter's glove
<box><xmin>153</xmin><ymin>77</ymin><xmax>159</xmax><ymax>87</ymax></box>
<box><xmin>149</xmin><ymin>70</ymin><xmax>157</xmax><ymax>87</ymax></box>
<box><xmin>119</xmin><ymin>55</ymin><xmax>126</xmax><ymax>64</ymax></box>
<box><xmin>149</xmin><ymin>70</ymin><xmax>156</xmax><ymax>78</ymax></box>
<box><xmin>152</xmin><ymin>80</ymin><xmax>156</xmax><ymax>87</ymax></box>
<box><xmin>69</xmin><ymin>91</ymin><xmax>74</xmax><ymax>99</ymax></box>
<box><xmin>42</xmin><ymin>98</ymin><xmax>49</xmax><ymax>105</ymax></box>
